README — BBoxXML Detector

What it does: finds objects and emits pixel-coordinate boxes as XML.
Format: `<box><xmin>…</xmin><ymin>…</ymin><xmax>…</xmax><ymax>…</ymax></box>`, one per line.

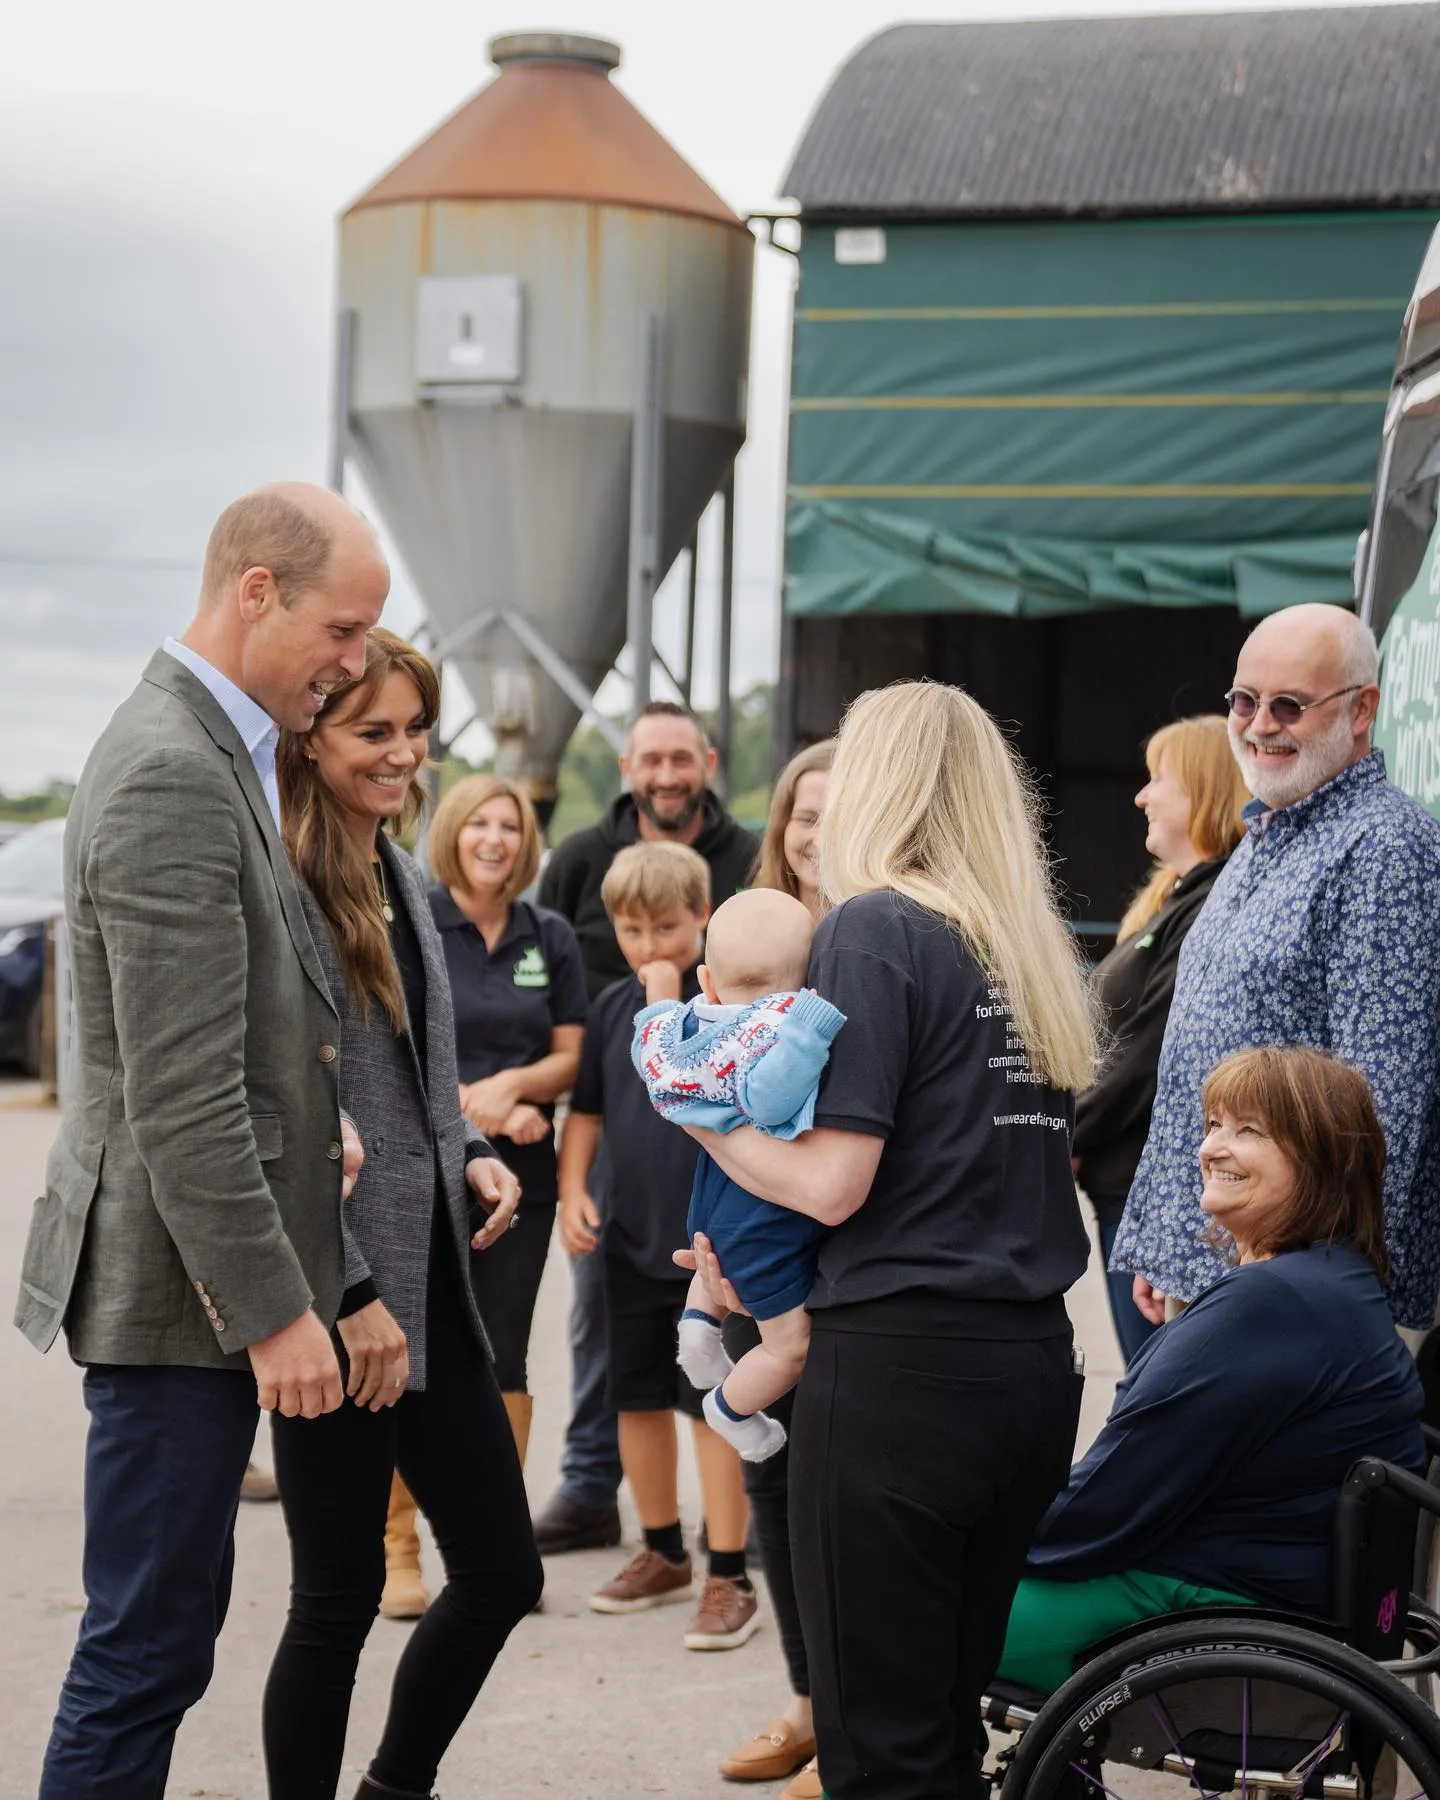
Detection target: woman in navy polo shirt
<box><xmin>428</xmin><ymin>774</ymin><xmax>588</xmax><ymax>1461</ymax></box>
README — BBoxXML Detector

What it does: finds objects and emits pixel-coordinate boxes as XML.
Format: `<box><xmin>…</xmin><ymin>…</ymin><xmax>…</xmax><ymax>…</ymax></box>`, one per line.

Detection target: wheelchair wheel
<box><xmin>999</xmin><ymin>1617</ymin><xmax>1440</xmax><ymax>1799</ymax></box>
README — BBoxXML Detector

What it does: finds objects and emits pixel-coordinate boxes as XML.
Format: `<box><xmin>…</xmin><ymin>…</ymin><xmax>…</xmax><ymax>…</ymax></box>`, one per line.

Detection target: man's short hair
<box><xmin>628</xmin><ymin>699</ymin><xmax>711</xmax><ymax>752</ymax></box>
<box><xmin>202</xmin><ymin>491</ymin><xmax>334</xmax><ymax>608</ymax></box>
<box><xmin>601</xmin><ymin>842</ymin><xmax>710</xmax><ymax>920</ymax></box>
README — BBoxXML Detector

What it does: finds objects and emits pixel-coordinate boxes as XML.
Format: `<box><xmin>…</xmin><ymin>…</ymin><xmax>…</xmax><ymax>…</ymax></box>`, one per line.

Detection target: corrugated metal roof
<box><xmin>783</xmin><ymin>6</ymin><xmax>1440</xmax><ymax>218</ymax></box>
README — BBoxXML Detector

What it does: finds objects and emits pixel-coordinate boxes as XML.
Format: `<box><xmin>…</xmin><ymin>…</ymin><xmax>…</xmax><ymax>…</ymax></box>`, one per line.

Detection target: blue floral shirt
<box><xmin>1111</xmin><ymin>751</ymin><xmax>1440</xmax><ymax>1328</ymax></box>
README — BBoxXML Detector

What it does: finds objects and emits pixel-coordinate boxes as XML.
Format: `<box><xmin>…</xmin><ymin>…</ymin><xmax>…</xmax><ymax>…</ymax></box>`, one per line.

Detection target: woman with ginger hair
<box><xmin>1073</xmin><ymin>715</ymin><xmax>1248</xmax><ymax>1361</ymax></box>
<box><xmin>682</xmin><ymin>681</ymin><xmax>1100</xmax><ymax>1800</ymax></box>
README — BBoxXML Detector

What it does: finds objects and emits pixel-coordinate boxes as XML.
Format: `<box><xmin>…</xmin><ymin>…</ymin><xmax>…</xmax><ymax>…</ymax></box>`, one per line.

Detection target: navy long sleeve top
<box><xmin>1028</xmin><ymin>1242</ymin><xmax>1426</xmax><ymax>1612</ymax></box>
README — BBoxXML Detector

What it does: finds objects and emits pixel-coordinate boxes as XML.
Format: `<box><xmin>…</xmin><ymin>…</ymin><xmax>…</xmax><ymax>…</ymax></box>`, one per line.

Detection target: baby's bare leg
<box><xmin>676</xmin><ymin>1272</ymin><xmax>734</xmax><ymax>1389</ymax></box>
<box><xmin>721</xmin><ymin>1306</ymin><xmax>812</xmax><ymax>1417</ymax></box>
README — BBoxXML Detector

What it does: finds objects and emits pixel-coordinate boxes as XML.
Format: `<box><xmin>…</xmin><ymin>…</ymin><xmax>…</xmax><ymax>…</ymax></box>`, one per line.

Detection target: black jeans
<box><xmin>264</xmin><ymin>1261</ymin><xmax>543</xmax><ymax>1799</ymax></box>
<box><xmin>469</xmin><ymin>1136</ymin><xmax>557</xmax><ymax>1392</ymax></box>
<box><xmin>790</xmin><ymin>1320</ymin><xmax>1082</xmax><ymax>1800</ymax></box>
<box><xmin>725</xmin><ymin>1313</ymin><xmax>808</xmax><ymax>1696</ymax></box>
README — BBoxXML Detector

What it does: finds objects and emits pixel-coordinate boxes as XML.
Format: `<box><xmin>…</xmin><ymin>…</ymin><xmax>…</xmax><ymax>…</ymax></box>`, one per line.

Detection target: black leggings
<box><xmin>724</xmin><ymin>1313</ymin><xmax>808</xmax><ymax>1696</ymax></box>
<box><xmin>790</xmin><ymin>1321</ymin><xmax>1081</xmax><ymax>1800</ymax></box>
<box><xmin>263</xmin><ymin>1260</ymin><xmax>543</xmax><ymax>1799</ymax></box>
<box><xmin>469</xmin><ymin>1136</ymin><xmax>557</xmax><ymax>1392</ymax></box>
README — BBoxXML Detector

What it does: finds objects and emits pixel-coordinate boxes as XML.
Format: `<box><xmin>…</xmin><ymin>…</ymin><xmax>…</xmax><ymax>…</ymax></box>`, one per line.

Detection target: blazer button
<box><xmin>326</xmin><ymin>1141</ymin><xmax>343</xmax><ymax>1160</ymax></box>
<box><xmin>206</xmin><ymin>1306</ymin><xmax>219</xmax><ymax>1319</ymax></box>
<box><xmin>214</xmin><ymin>1319</ymin><xmax>226</xmax><ymax>1332</ymax></box>
<box><xmin>317</xmin><ymin>1044</ymin><xmax>337</xmax><ymax>1063</ymax></box>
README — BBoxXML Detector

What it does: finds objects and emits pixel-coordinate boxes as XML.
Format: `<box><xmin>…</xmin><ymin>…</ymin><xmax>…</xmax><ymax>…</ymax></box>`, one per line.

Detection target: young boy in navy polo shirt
<box><xmin>558</xmin><ymin>842</ymin><xmax>758</xmax><ymax>1651</ymax></box>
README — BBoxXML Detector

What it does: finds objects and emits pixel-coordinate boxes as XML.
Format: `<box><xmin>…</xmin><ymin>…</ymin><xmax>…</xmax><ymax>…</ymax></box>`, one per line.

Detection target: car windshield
<box><xmin>0</xmin><ymin>825</ymin><xmax>64</xmax><ymax>901</ymax></box>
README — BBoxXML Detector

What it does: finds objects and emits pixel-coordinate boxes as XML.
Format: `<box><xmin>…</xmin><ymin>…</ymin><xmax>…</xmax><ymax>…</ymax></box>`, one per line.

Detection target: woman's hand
<box><xmin>459</xmin><ymin>1072</ymin><xmax>523</xmax><ymax>1137</ymax></box>
<box><xmin>467</xmin><ymin>1155</ymin><xmax>521</xmax><ymax>1250</ymax></box>
<box><xmin>500</xmin><ymin>1102</ymin><xmax>552</xmax><ymax>1146</ymax></box>
<box><xmin>336</xmin><ymin>1300</ymin><xmax>409</xmax><ymax>1411</ymax></box>
<box><xmin>560</xmin><ymin>1189</ymin><xmax>601</xmax><ymax>1257</ymax></box>
<box><xmin>672</xmin><ymin>1231</ymin><xmax>749</xmax><ymax>1316</ymax></box>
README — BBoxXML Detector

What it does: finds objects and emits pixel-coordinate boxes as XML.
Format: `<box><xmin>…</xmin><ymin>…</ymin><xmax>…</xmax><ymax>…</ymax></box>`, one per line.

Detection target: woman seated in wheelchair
<box><xmin>998</xmin><ymin>1044</ymin><xmax>1426</xmax><ymax>1696</ymax></box>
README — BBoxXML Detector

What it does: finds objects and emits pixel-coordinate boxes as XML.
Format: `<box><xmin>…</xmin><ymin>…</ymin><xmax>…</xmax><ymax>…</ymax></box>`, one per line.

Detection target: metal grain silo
<box><xmin>334</xmin><ymin>31</ymin><xmax>754</xmax><ymax>799</ymax></box>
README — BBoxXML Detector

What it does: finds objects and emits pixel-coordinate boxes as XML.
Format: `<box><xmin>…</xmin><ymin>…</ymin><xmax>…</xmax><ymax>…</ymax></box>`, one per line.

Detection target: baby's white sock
<box><xmin>677</xmin><ymin>1309</ymin><xmax>733</xmax><ymax>1389</ymax></box>
<box><xmin>703</xmin><ymin>1384</ymin><xmax>787</xmax><ymax>1463</ymax></box>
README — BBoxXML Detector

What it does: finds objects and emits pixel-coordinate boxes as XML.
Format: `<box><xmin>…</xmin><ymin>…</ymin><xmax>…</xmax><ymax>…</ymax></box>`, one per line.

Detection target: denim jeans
<box><xmin>1099</xmin><ymin>1217</ymin><xmax>1160</xmax><ymax>1366</ymax></box>
<box><xmin>39</xmin><ymin>1363</ymin><xmax>258</xmax><ymax>1799</ymax></box>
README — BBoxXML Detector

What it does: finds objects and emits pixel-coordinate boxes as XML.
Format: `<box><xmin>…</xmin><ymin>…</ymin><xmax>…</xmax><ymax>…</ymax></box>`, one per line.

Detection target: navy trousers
<box><xmin>39</xmin><ymin>1362</ymin><xmax>258</xmax><ymax>1800</ymax></box>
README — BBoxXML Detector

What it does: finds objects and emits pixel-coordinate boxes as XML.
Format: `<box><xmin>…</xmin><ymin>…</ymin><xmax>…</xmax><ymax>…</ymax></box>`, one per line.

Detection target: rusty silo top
<box><xmin>346</xmin><ymin>31</ymin><xmax>745</xmax><ymax>228</ymax></box>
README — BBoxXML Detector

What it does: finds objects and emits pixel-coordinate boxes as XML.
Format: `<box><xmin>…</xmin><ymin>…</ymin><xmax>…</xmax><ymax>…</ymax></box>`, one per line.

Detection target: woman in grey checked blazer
<box><xmin>265</xmin><ymin>629</ymin><xmax>542</xmax><ymax>1800</ymax></box>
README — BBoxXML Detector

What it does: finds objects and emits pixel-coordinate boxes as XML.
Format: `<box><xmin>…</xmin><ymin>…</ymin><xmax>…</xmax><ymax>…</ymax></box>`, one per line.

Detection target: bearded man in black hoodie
<box><xmin>531</xmin><ymin>701</ymin><xmax>759</xmax><ymax>1552</ymax></box>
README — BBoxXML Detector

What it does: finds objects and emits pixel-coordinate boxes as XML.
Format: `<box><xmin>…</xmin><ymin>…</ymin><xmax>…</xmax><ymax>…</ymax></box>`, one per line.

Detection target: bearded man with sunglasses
<box><xmin>1112</xmin><ymin>602</ymin><xmax>1440</xmax><ymax>1333</ymax></box>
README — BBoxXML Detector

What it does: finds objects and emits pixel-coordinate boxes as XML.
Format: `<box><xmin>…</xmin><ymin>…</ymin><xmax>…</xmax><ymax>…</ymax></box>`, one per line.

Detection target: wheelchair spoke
<box><xmin>1066</xmin><ymin>1761</ymin><xmax>1128</xmax><ymax>1800</ymax></box>
<box><xmin>1283</xmin><ymin>1712</ymin><xmax>1346</xmax><ymax>1796</ymax></box>
<box><xmin>1145</xmin><ymin>1695</ymin><xmax>1223</xmax><ymax>1800</ymax></box>
<box><xmin>1241</xmin><ymin>1677</ymin><xmax>1250</xmax><ymax>1800</ymax></box>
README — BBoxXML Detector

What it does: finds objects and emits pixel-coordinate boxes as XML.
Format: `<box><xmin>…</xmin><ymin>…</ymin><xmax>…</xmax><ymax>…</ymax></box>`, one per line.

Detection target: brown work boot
<box><xmin>589</xmin><ymin>1548</ymin><xmax>693</xmax><ymax>1613</ymax></box>
<box><xmin>684</xmin><ymin>1574</ymin><xmax>761</xmax><ymax>1650</ymax></box>
<box><xmin>380</xmin><ymin>1473</ymin><xmax>429</xmax><ymax>1620</ymax></box>
<box><xmin>240</xmin><ymin>1461</ymin><xmax>278</xmax><ymax>1503</ymax></box>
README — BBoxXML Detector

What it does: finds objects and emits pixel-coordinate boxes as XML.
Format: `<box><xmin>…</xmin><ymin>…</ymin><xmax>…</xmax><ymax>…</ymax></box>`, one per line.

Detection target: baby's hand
<box><xmin>637</xmin><ymin>960</ymin><xmax>683</xmax><ymax>1004</ymax></box>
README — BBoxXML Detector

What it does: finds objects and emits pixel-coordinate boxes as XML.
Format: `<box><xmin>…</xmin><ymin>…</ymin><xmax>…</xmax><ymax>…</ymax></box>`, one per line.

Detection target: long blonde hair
<box><xmin>820</xmin><ymin>682</ymin><xmax>1100</xmax><ymax>1093</ymax></box>
<box><xmin>1117</xmin><ymin>716</ymin><xmax>1248</xmax><ymax>942</ymax></box>
<box><xmin>752</xmin><ymin>740</ymin><xmax>836</xmax><ymax>897</ymax></box>
<box><xmin>278</xmin><ymin>629</ymin><xmax>439</xmax><ymax>1030</ymax></box>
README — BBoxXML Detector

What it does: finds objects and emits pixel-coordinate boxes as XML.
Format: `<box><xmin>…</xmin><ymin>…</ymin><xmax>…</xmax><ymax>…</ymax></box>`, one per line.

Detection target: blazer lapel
<box><xmin>142</xmin><ymin>651</ymin><xmax>334</xmax><ymax>1012</ymax></box>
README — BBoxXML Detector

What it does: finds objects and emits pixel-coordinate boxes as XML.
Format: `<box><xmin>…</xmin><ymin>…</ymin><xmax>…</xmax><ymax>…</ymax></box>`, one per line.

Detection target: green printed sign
<box><xmin>1376</xmin><ymin>508</ymin><xmax>1440</xmax><ymax>820</ymax></box>
<box><xmin>512</xmin><ymin>946</ymin><xmax>549</xmax><ymax>989</ymax></box>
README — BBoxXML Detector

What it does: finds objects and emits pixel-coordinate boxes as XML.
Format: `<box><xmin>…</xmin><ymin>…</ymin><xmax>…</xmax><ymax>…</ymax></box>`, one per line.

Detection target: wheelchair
<box><xmin>980</xmin><ymin>1440</ymin><xmax>1440</xmax><ymax>1798</ymax></box>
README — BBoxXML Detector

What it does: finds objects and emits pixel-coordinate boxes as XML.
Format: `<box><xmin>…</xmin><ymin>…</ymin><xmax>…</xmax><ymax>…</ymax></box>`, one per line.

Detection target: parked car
<box><xmin>0</xmin><ymin>819</ymin><xmax>65</xmax><ymax>1075</ymax></box>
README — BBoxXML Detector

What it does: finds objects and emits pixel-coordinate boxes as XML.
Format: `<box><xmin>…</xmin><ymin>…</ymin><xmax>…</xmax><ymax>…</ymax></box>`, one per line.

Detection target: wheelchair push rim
<box><xmin>998</xmin><ymin>1620</ymin><xmax>1440</xmax><ymax>1800</ymax></box>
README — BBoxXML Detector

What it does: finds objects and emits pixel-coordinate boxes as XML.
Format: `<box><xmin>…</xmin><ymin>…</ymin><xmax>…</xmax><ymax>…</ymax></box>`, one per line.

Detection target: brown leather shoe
<box><xmin>719</xmin><ymin>1718</ymin><xmax>817</xmax><ymax>1781</ymax></box>
<box><xmin>782</xmin><ymin>1759</ymin><xmax>824</xmax><ymax>1800</ymax></box>
<box><xmin>684</xmin><ymin>1574</ymin><xmax>761</xmax><ymax>1650</ymax></box>
<box><xmin>589</xmin><ymin>1548</ymin><xmax>693</xmax><ymax>1613</ymax></box>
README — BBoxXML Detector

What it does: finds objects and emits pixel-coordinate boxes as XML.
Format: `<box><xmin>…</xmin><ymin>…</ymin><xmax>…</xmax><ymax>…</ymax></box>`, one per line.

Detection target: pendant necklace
<box><xmin>373</xmin><ymin>858</ymin><xmax>395</xmax><ymax>924</ymax></box>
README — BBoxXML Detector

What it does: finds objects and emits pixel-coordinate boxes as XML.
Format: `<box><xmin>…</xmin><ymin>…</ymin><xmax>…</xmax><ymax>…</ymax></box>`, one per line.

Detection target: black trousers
<box><xmin>263</xmin><ymin>1260</ymin><xmax>543</xmax><ymax>1800</ymax></box>
<box><xmin>790</xmin><ymin>1322</ymin><xmax>1082</xmax><ymax>1800</ymax></box>
<box><xmin>469</xmin><ymin>1136</ymin><xmax>558</xmax><ymax>1392</ymax></box>
<box><xmin>725</xmin><ymin>1313</ymin><xmax>809</xmax><ymax>1696</ymax></box>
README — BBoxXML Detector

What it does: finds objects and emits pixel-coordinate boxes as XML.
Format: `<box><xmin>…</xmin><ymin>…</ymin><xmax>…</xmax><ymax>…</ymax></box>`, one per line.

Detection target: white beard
<box><xmin>1227</xmin><ymin>705</ymin><xmax>1357</xmax><ymax>809</ymax></box>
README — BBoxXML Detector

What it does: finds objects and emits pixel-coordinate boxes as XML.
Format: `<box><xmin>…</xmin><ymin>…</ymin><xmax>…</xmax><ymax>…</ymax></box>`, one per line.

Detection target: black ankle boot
<box><xmin>353</xmin><ymin>1778</ymin><xmax>434</xmax><ymax>1800</ymax></box>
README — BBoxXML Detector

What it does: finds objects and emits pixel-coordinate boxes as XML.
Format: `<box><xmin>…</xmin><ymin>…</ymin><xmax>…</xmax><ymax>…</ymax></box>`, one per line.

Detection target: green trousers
<box><xmin>996</xmin><ymin>1569</ymin><xmax>1253</xmax><ymax>1695</ymax></box>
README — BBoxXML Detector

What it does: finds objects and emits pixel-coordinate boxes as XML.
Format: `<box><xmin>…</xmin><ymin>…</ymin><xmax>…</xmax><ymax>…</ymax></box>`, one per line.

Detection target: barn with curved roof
<box><xmin>777</xmin><ymin>3</ymin><xmax>1440</xmax><ymax>936</ymax></box>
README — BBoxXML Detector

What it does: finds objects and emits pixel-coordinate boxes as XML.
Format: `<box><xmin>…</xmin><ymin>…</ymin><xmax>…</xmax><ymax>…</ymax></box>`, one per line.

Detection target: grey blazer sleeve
<box><xmin>89</xmin><ymin>749</ymin><xmax>312</xmax><ymax>1345</ymax></box>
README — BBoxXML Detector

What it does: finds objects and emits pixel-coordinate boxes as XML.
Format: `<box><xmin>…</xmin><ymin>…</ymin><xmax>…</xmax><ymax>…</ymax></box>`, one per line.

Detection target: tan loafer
<box><xmin>719</xmin><ymin>1719</ymin><xmax>817</xmax><ymax>1781</ymax></box>
<box><xmin>782</xmin><ymin>1759</ymin><xmax>823</xmax><ymax>1800</ymax></box>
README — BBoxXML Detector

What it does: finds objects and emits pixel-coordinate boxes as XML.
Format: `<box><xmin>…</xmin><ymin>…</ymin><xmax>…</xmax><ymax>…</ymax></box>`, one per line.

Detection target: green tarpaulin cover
<box><xmin>786</xmin><ymin>213</ymin><xmax>1440</xmax><ymax>619</ymax></box>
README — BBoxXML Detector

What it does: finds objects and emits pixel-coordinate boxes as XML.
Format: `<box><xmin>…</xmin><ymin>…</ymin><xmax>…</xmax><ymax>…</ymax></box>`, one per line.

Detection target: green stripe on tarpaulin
<box><xmin>785</xmin><ymin>212</ymin><xmax>1439</xmax><ymax>617</ymax></box>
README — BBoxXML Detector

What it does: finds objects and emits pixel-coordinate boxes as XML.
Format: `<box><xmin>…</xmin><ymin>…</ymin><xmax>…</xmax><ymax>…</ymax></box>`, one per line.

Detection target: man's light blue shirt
<box><xmin>162</xmin><ymin>637</ymin><xmax>281</xmax><ymax>828</ymax></box>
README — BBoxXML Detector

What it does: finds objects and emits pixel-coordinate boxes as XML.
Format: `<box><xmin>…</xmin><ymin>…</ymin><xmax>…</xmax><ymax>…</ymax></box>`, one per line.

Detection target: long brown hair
<box><xmin>278</xmin><ymin>628</ymin><xmax>440</xmax><ymax>1030</ymax></box>
<box><xmin>752</xmin><ymin>740</ymin><xmax>836</xmax><ymax>898</ymax></box>
<box><xmin>1118</xmin><ymin>716</ymin><xmax>1249</xmax><ymax>941</ymax></box>
<box><xmin>1201</xmin><ymin>1046</ymin><xmax>1389</xmax><ymax>1279</ymax></box>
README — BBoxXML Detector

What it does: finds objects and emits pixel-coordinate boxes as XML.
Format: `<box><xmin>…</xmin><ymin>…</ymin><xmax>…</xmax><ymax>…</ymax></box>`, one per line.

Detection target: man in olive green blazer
<box><xmin>17</xmin><ymin>483</ymin><xmax>389</xmax><ymax>1799</ymax></box>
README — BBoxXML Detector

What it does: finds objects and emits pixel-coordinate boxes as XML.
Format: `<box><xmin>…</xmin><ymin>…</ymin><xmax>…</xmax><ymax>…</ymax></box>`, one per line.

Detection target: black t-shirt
<box><xmin>428</xmin><ymin>891</ymin><xmax>588</xmax><ymax>1096</ymax></box>
<box><xmin>571</xmin><ymin>966</ymin><xmax>702</xmax><ymax>1283</ymax></box>
<box><xmin>807</xmin><ymin>891</ymin><xmax>1089</xmax><ymax>1322</ymax></box>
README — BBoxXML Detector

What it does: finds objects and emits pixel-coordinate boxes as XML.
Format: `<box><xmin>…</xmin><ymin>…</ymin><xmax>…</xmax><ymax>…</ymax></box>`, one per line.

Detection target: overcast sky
<box><xmin>1</xmin><ymin>0</ymin><xmax>1382</xmax><ymax>788</ymax></box>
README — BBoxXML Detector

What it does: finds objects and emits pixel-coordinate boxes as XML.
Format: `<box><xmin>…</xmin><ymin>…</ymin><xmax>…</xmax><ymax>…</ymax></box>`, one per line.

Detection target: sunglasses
<box><xmin>1224</xmin><ymin>685</ymin><xmax>1363</xmax><ymax>729</ymax></box>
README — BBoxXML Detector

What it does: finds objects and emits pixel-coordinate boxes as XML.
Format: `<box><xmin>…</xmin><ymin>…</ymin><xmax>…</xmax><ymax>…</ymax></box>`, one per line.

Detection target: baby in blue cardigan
<box><xmin>632</xmin><ymin>889</ymin><xmax>845</xmax><ymax>1460</ymax></box>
